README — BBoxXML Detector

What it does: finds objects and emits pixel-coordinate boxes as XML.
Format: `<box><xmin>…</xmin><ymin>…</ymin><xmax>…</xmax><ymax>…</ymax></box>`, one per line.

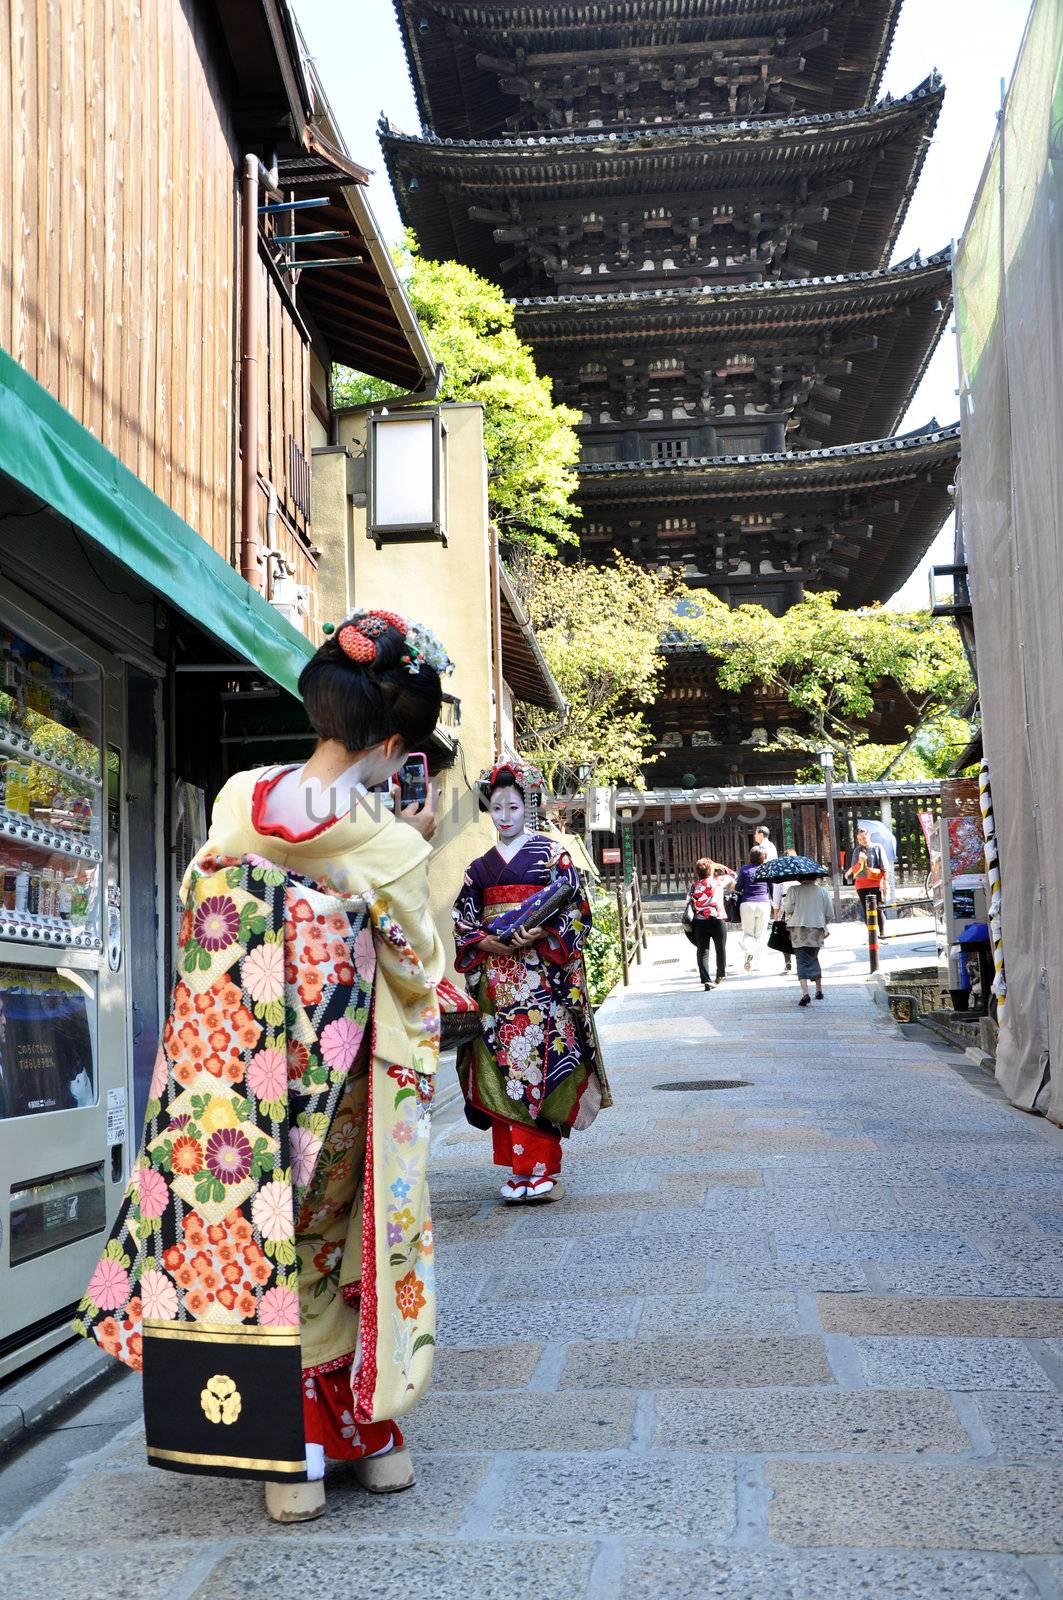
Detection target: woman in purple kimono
<box><xmin>453</xmin><ymin>761</ymin><xmax>609</xmax><ymax>1203</ymax></box>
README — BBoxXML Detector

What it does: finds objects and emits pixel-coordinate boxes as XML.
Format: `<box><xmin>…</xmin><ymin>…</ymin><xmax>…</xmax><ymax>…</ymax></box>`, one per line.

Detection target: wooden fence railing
<box><xmin>617</xmin><ymin>872</ymin><xmax>648</xmax><ymax>986</ymax></box>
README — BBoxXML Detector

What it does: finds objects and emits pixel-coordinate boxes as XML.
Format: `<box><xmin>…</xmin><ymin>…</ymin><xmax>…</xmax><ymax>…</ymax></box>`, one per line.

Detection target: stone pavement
<box><xmin>2</xmin><ymin>926</ymin><xmax>1063</xmax><ymax>1599</ymax></box>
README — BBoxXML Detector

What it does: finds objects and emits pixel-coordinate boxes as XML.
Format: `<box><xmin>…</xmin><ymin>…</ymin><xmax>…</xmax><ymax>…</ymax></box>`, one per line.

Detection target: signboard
<box><xmin>587</xmin><ymin>786</ymin><xmax>618</xmax><ymax>832</ymax></box>
<box><xmin>602</xmin><ymin>847</ymin><xmax>622</xmax><ymax>865</ymax></box>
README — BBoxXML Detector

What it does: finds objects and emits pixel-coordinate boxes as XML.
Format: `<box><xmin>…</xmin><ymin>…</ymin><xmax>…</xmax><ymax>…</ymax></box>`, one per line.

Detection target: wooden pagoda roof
<box><xmin>381</xmin><ymin>77</ymin><xmax>943</xmax><ymax>283</ymax></box>
<box><xmin>577</xmin><ymin>423</ymin><xmax>960</xmax><ymax>606</ymax></box>
<box><xmin>514</xmin><ymin>249</ymin><xmax>952</xmax><ymax>445</ymax></box>
<box><xmin>392</xmin><ymin>1</ymin><xmax>904</xmax><ymax>138</ymax></box>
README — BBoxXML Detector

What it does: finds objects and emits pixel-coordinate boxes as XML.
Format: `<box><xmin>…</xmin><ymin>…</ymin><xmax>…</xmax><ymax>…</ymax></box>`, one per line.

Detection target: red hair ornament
<box><xmin>337</xmin><ymin>623</ymin><xmax>377</xmax><ymax>664</ymax></box>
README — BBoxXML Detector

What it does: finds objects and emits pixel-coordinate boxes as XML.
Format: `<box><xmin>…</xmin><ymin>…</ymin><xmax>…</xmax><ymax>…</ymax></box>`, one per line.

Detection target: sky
<box><xmin>294</xmin><ymin>0</ymin><xmax>1033</xmax><ymax>607</ymax></box>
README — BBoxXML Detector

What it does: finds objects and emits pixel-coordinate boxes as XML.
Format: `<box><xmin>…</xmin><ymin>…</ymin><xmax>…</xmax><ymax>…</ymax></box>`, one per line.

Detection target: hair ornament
<box><xmin>331</xmin><ymin>609</ymin><xmax>455</xmax><ymax>678</ymax></box>
<box><xmin>321</xmin><ymin>621</ymin><xmax>336</xmax><ymax>636</ymax></box>
<box><xmin>337</xmin><ymin>623</ymin><xmax>377</xmax><ymax>663</ymax></box>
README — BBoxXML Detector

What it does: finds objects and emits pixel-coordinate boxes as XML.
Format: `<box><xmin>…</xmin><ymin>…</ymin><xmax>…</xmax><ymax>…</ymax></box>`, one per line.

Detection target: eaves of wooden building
<box><xmin>578</xmin><ymin>424</ymin><xmax>961</xmax><ymax>609</ymax></box>
<box><xmin>514</xmin><ymin>249</ymin><xmax>953</xmax><ymax>451</ymax></box>
<box><xmin>380</xmin><ymin>77</ymin><xmax>943</xmax><ymax>295</ymax></box>
<box><xmin>393</xmin><ymin>1</ymin><xmax>904</xmax><ymax>136</ymax></box>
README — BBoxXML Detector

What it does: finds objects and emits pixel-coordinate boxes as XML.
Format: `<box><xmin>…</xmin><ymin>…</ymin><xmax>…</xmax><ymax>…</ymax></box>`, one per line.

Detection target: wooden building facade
<box><xmin>383</xmin><ymin>0</ymin><xmax>960</xmax><ymax>786</ymax></box>
<box><xmin>0</xmin><ymin>0</ymin><xmax>435</xmax><ymax>633</ymax></box>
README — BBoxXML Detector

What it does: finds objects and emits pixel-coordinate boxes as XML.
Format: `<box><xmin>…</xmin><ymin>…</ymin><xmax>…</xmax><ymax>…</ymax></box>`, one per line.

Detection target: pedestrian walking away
<box><xmin>74</xmin><ymin>609</ymin><xmax>452</xmax><ymax>1523</ymax></box>
<box><xmin>784</xmin><ymin>875</ymin><xmax>834</xmax><ymax>1005</ymax></box>
<box><xmin>453</xmin><ymin>760</ymin><xmax>611</xmax><ymax>1205</ymax></box>
<box><xmin>735</xmin><ymin>845</ymin><xmax>771</xmax><ymax>971</ymax></box>
<box><xmin>687</xmin><ymin>856</ymin><xmax>734</xmax><ymax>988</ymax></box>
<box><xmin>844</xmin><ymin>826</ymin><xmax>888</xmax><ymax>924</ymax></box>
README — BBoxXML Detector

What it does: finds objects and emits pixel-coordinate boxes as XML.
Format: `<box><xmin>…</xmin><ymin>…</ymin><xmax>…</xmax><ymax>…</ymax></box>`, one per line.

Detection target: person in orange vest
<box><xmin>844</xmin><ymin>826</ymin><xmax>888</xmax><ymax>923</ymax></box>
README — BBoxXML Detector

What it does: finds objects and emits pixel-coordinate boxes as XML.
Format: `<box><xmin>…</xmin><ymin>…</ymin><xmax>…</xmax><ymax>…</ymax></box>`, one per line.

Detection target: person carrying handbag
<box><xmin>686</xmin><ymin>857</ymin><xmax>734</xmax><ymax>989</ymax></box>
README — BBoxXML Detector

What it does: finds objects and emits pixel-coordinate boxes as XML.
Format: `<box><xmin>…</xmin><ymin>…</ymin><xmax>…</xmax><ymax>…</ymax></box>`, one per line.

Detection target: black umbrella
<box><xmin>750</xmin><ymin>855</ymin><xmax>828</xmax><ymax>883</ymax></box>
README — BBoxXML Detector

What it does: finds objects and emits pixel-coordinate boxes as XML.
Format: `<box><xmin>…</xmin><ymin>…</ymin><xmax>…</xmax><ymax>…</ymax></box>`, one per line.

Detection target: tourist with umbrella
<box><xmin>752</xmin><ymin>855</ymin><xmax>833</xmax><ymax>1006</ymax></box>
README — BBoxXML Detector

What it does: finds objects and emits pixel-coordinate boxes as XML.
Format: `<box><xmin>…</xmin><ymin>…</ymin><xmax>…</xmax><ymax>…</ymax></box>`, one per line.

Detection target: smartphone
<box><xmin>396</xmin><ymin>752</ymin><xmax>429</xmax><ymax>810</ymax></box>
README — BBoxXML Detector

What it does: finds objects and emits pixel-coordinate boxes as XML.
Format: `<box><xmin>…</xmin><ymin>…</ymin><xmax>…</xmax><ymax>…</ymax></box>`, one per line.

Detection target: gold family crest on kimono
<box><xmin>74</xmin><ymin>852</ymin><xmax>439</xmax><ymax>1481</ymax></box>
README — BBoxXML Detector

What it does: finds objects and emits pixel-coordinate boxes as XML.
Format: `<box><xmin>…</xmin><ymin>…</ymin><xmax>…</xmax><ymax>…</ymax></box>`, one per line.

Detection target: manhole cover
<box><xmin>654</xmin><ymin>1079</ymin><xmax>752</xmax><ymax>1092</ymax></box>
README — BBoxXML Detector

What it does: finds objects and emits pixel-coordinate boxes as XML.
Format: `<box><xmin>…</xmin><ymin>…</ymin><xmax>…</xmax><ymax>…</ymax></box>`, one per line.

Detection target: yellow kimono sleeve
<box><xmin>371</xmin><ymin>855</ymin><xmax>444</xmax><ymax>1074</ymax></box>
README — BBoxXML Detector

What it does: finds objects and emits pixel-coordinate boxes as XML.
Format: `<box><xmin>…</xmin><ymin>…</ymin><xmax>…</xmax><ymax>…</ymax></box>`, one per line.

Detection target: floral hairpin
<box><xmin>322</xmin><ymin>611</ymin><xmax>454</xmax><ymax>677</ymax></box>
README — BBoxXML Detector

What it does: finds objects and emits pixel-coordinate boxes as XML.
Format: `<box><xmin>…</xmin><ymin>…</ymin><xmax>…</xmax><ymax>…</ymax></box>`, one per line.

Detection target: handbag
<box><xmin>767</xmin><ymin>919</ymin><xmax>793</xmax><ymax>956</ymax></box>
<box><xmin>486</xmin><ymin>878</ymin><xmax>576</xmax><ymax>941</ymax></box>
<box><xmin>724</xmin><ymin>889</ymin><xmax>741</xmax><ymax>926</ymax></box>
<box><xmin>681</xmin><ymin>897</ymin><xmax>698</xmax><ymax>946</ymax></box>
<box><xmin>437</xmin><ymin>975</ymin><xmax>481</xmax><ymax>1050</ymax></box>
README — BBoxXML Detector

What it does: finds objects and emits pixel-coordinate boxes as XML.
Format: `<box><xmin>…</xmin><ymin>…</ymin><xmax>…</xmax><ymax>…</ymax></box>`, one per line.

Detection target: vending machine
<box><xmin>0</xmin><ymin>589</ymin><xmax>143</xmax><ymax>1376</ymax></box>
<box><xmin>933</xmin><ymin>780</ymin><xmax>989</xmax><ymax>1012</ymax></box>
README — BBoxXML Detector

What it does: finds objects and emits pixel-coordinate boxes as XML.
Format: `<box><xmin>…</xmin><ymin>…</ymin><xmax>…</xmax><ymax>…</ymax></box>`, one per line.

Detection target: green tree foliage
<box><xmin>675</xmin><ymin>590</ymin><xmax>975</xmax><ymax>781</ymax></box>
<box><xmin>333</xmin><ymin>236</ymin><xmax>582</xmax><ymax>551</ymax></box>
<box><xmin>510</xmin><ymin>554</ymin><xmax>677</xmax><ymax>790</ymax></box>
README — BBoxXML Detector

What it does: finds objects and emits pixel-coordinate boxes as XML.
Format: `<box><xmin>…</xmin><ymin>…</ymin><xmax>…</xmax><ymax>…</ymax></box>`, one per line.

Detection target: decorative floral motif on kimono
<box><xmin>452</xmin><ymin>836</ymin><xmax>609</xmax><ymax>1133</ymax></box>
<box><xmin>74</xmin><ymin>854</ymin><xmax>438</xmax><ymax>1461</ymax></box>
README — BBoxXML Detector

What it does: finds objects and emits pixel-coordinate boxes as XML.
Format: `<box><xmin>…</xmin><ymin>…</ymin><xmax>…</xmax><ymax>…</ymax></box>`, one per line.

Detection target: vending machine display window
<box><xmin>0</xmin><ymin>963</ymin><xmax>98</xmax><ymax>1119</ymax></box>
<box><xmin>0</xmin><ymin>610</ymin><xmax>102</xmax><ymax>952</ymax></box>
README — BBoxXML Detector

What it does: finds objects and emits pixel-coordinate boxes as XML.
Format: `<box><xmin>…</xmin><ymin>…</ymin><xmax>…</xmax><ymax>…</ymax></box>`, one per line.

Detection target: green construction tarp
<box><xmin>0</xmin><ymin>347</ymin><xmax>314</xmax><ymax>698</ymax></box>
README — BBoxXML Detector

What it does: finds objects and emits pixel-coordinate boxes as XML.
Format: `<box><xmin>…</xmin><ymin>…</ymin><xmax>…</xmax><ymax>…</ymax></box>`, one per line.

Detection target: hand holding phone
<box><xmin>396</xmin><ymin>753</ymin><xmax>429</xmax><ymax>810</ymax></box>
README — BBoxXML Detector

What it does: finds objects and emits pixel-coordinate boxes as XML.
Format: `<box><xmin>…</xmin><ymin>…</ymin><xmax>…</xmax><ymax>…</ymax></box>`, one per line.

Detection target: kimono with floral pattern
<box><xmin>453</xmin><ymin>836</ymin><xmax>609</xmax><ymax>1142</ymax></box>
<box><xmin>75</xmin><ymin>765</ymin><xmax>443</xmax><ymax>1481</ymax></box>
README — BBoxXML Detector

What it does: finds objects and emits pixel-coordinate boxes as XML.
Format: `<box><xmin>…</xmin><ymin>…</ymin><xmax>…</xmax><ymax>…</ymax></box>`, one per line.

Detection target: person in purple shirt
<box><xmin>735</xmin><ymin>845</ymin><xmax>771</xmax><ymax>972</ymax></box>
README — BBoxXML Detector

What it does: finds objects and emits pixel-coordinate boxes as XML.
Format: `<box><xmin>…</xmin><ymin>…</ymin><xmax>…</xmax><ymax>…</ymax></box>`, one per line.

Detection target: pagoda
<box><xmin>383</xmin><ymin>1</ymin><xmax>958</xmax><ymax>785</ymax></box>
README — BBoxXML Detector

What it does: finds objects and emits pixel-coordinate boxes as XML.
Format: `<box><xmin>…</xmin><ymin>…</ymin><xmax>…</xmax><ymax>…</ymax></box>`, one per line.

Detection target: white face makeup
<box><xmin>489</xmin><ymin>785</ymin><xmax>526</xmax><ymax>842</ymax></box>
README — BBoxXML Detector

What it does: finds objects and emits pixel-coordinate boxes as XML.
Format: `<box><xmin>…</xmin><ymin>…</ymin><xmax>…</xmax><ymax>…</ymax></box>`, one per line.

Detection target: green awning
<box><xmin>0</xmin><ymin>348</ymin><xmax>314</xmax><ymax>696</ymax></box>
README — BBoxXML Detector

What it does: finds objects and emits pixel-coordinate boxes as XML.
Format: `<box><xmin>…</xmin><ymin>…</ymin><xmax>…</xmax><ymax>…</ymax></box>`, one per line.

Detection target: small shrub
<box><xmin>584</xmin><ymin>893</ymin><xmax>624</xmax><ymax>1007</ymax></box>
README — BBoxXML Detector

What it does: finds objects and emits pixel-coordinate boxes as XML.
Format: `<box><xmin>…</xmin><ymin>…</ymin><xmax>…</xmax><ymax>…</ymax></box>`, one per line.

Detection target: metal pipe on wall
<box><xmin>239</xmin><ymin>155</ymin><xmax>280</xmax><ymax>594</ymax></box>
<box><xmin>488</xmin><ymin>523</ymin><xmax>505</xmax><ymax>757</ymax></box>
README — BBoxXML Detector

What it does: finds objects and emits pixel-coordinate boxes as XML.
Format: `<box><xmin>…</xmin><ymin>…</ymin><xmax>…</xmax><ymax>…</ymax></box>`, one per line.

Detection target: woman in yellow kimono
<box><xmin>79</xmin><ymin>610</ymin><xmax>449</xmax><ymax>1524</ymax></box>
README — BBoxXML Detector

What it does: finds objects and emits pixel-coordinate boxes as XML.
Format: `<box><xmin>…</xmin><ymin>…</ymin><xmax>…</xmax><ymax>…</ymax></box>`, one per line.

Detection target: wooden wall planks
<box><xmin>1</xmin><ymin>0</ymin><xmax>316</xmax><ymax>622</ymax></box>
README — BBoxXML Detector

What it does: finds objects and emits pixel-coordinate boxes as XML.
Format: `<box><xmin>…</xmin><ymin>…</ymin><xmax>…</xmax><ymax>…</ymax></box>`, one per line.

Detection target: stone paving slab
<box><xmin>619</xmin><ymin>1547</ymin><xmax>1046</xmax><ymax>1600</ymax></box>
<box><xmin>0</xmin><ymin>1548</ymin><xmax>200</xmax><ymax>1600</ymax></box>
<box><xmin>653</xmin><ymin>1387</ymin><xmax>970</xmax><ymax>1454</ymax></box>
<box><xmin>775</xmin><ymin>1228</ymin><xmax>984</xmax><ymax>1263</ymax></box>
<box><xmin>711</xmin><ymin>1261</ymin><xmax>872</xmax><ymax>1293</ymax></box>
<box><xmin>851</xmin><ymin>1335</ymin><xmax>1056</xmax><ymax>1391</ymax></box>
<box><xmin>489</xmin><ymin>1453</ymin><xmax>736</xmax><ymax>1539</ymax></box>
<box><xmin>479</xmin><ymin>1258</ymin><xmax>710</xmax><ymax>1303</ymax></box>
<box><xmin>973</xmin><ymin>1393</ymin><xmax>1063</xmax><ymax>1459</ymax></box>
<box><xmin>874</xmin><ymin>1261</ymin><xmax>1063</xmax><ymax>1298</ymax></box>
<box><xmin>436</xmin><ymin>1296</ymin><xmax>634</xmax><ymax>1347</ymax></box>
<box><xmin>192</xmin><ymin>1539</ymin><xmax>599</xmax><ymax>1600</ymax></box>
<box><xmin>430</xmin><ymin>1344</ymin><xmax>543</xmax><ymax>1392</ymax></box>
<box><xmin>765</xmin><ymin>1460</ymin><xmax>1063</xmax><ymax>1552</ymax></box>
<box><xmin>818</xmin><ymin>1295</ymin><xmax>1063</xmax><ymax>1337</ymax></box>
<box><xmin>561</xmin><ymin>1335</ymin><xmax>835</xmax><ymax>1390</ymax></box>
<box><xmin>404</xmin><ymin>1390</ymin><xmax>636</xmax><ymax>1451</ymax></box>
<box><xmin>637</xmin><ymin>1291</ymin><xmax>804</xmax><ymax>1337</ymax></box>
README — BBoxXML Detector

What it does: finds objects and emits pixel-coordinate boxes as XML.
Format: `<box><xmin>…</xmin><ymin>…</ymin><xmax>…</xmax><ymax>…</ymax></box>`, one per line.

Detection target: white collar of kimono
<box><xmin>263</xmin><ymin>760</ymin><xmax>369</xmax><ymax>830</ymax></box>
<box><xmin>495</xmin><ymin>831</ymin><xmax>532</xmax><ymax>862</ymax></box>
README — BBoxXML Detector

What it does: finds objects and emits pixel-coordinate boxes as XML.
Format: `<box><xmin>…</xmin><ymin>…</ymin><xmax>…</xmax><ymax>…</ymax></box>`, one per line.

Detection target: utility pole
<box><xmin>819</xmin><ymin>749</ymin><xmax>844</xmax><ymax>918</ymax></box>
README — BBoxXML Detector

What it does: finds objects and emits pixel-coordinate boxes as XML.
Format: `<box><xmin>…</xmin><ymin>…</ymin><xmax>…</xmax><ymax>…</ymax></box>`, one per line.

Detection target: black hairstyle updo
<box><xmin>297</xmin><ymin>618</ymin><xmax>443</xmax><ymax>754</ymax></box>
<box><xmin>488</xmin><ymin>770</ymin><xmax>520</xmax><ymax>800</ymax></box>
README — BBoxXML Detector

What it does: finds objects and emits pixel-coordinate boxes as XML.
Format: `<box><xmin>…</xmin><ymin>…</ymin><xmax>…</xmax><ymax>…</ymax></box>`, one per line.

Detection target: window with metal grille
<box><xmin>289</xmin><ymin>436</ymin><xmax>312</xmax><ymax>521</ymax></box>
<box><xmin>652</xmin><ymin>437</ymin><xmax>688</xmax><ymax>461</ymax></box>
